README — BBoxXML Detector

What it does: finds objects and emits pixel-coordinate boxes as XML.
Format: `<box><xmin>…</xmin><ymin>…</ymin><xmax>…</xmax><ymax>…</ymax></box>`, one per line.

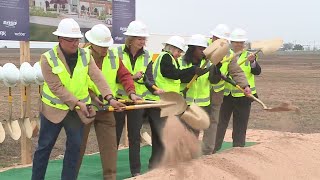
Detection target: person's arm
<box><xmin>250</xmin><ymin>60</ymin><xmax>261</xmax><ymax>75</ymax></box>
<box><xmin>160</xmin><ymin>53</ymin><xmax>196</xmax><ymax>82</ymax></box>
<box><xmin>208</xmin><ymin>64</ymin><xmax>222</xmax><ymax>84</ymax></box>
<box><xmin>117</xmin><ymin>59</ymin><xmax>136</xmax><ymax>95</ymax></box>
<box><xmin>41</xmin><ymin>55</ymin><xmax>79</xmax><ymax>110</ymax></box>
<box><xmin>228</xmin><ymin>58</ymin><xmax>249</xmax><ymax>88</ymax></box>
<box><xmin>144</xmin><ymin>61</ymin><xmax>156</xmax><ymax>93</ymax></box>
<box><xmin>87</xmin><ymin>56</ymin><xmax>113</xmax><ymax>99</ymax></box>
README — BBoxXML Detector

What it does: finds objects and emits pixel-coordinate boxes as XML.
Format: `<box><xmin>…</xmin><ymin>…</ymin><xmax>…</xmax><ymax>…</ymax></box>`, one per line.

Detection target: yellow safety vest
<box><xmin>224</xmin><ymin>50</ymin><xmax>257</xmax><ymax>97</ymax></box>
<box><xmin>179</xmin><ymin>57</ymin><xmax>211</xmax><ymax>106</ymax></box>
<box><xmin>41</xmin><ymin>45</ymin><xmax>91</xmax><ymax>110</ymax></box>
<box><xmin>113</xmin><ymin>45</ymin><xmax>152</xmax><ymax>100</ymax></box>
<box><xmin>87</xmin><ymin>47</ymin><xmax>119</xmax><ymax>103</ymax></box>
<box><xmin>151</xmin><ymin>51</ymin><xmax>181</xmax><ymax>100</ymax></box>
<box><xmin>211</xmin><ymin>50</ymin><xmax>234</xmax><ymax>92</ymax></box>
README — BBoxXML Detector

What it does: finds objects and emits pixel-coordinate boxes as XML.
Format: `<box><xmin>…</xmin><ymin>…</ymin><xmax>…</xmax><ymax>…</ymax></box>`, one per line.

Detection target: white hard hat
<box><xmin>229</xmin><ymin>28</ymin><xmax>248</xmax><ymax>42</ymax></box>
<box><xmin>210</xmin><ymin>24</ymin><xmax>231</xmax><ymax>40</ymax></box>
<box><xmin>0</xmin><ymin>66</ymin><xmax>3</xmax><ymax>81</ymax></box>
<box><xmin>2</xmin><ymin>63</ymin><xmax>20</xmax><ymax>87</ymax></box>
<box><xmin>85</xmin><ymin>24</ymin><xmax>114</xmax><ymax>47</ymax></box>
<box><xmin>20</xmin><ymin>62</ymin><xmax>36</xmax><ymax>86</ymax></box>
<box><xmin>188</xmin><ymin>34</ymin><xmax>208</xmax><ymax>48</ymax></box>
<box><xmin>123</xmin><ymin>20</ymin><xmax>149</xmax><ymax>37</ymax></box>
<box><xmin>163</xmin><ymin>36</ymin><xmax>187</xmax><ymax>52</ymax></box>
<box><xmin>33</xmin><ymin>62</ymin><xmax>44</xmax><ymax>85</ymax></box>
<box><xmin>52</xmin><ymin>18</ymin><xmax>83</xmax><ymax>38</ymax></box>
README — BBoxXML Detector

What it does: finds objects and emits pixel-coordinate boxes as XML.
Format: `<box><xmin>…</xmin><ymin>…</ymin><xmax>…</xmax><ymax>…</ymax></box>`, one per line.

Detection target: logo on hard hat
<box><xmin>0</xmin><ymin>31</ymin><xmax>6</xmax><ymax>36</ymax></box>
<box><xmin>3</xmin><ymin>20</ymin><xmax>17</xmax><ymax>28</ymax></box>
<box><xmin>71</xmin><ymin>27</ymin><xmax>80</xmax><ymax>32</ymax></box>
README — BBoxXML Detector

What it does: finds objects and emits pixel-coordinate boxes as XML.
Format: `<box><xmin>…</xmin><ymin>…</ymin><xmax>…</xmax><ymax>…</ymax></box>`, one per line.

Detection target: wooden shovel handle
<box><xmin>106</xmin><ymin>103</ymin><xmax>173</xmax><ymax>112</ymax></box>
<box><xmin>238</xmin><ymin>49</ymin><xmax>261</xmax><ymax>66</ymax></box>
<box><xmin>117</xmin><ymin>99</ymin><xmax>158</xmax><ymax>104</ymax></box>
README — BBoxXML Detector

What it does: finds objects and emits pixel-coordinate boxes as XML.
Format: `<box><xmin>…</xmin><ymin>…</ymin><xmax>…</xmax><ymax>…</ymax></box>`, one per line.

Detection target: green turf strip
<box><xmin>0</xmin><ymin>142</ymin><xmax>255</xmax><ymax>180</ymax></box>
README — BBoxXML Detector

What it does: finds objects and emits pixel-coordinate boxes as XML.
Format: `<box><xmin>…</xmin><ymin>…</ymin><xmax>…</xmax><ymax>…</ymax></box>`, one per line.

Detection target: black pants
<box><xmin>114</xmin><ymin>109</ymin><xmax>144</xmax><ymax>175</ymax></box>
<box><xmin>214</xmin><ymin>95</ymin><xmax>252</xmax><ymax>151</ymax></box>
<box><xmin>144</xmin><ymin>108</ymin><xmax>166</xmax><ymax>170</ymax></box>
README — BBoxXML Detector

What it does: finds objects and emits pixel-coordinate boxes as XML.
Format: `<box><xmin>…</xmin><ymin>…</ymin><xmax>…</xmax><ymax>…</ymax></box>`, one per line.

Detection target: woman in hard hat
<box><xmin>32</xmin><ymin>18</ymin><xmax>124</xmax><ymax>180</ymax></box>
<box><xmin>215</xmin><ymin>28</ymin><xmax>261</xmax><ymax>151</ymax></box>
<box><xmin>143</xmin><ymin>35</ymin><xmax>209</xmax><ymax>169</ymax></box>
<box><xmin>178</xmin><ymin>34</ymin><xmax>223</xmax><ymax>137</ymax></box>
<box><xmin>202</xmin><ymin>24</ymin><xmax>251</xmax><ymax>155</ymax></box>
<box><xmin>111</xmin><ymin>20</ymin><xmax>153</xmax><ymax>177</ymax></box>
<box><xmin>76</xmin><ymin>24</ymin><xmax>139</xmax><ymax>180</ymax></box>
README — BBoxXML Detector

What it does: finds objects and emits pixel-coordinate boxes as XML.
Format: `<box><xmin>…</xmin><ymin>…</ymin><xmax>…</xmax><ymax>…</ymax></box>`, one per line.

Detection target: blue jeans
<box><xmin>32</xmin><ymin>112</ymin><xmax>84</xmax><ymax>180</ymax></box>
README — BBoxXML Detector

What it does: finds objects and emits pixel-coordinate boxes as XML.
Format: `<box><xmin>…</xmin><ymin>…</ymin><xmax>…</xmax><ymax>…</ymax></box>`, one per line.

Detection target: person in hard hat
<box><xmin>202</xmin><ymin>24</ymin><xmax>251</xmax><ymax>155</ymax></box>
<box><xmin>215</xmin><ymin>28</ymin><xmax>261</xmax><ymax>151</ymax></box>
<box><xmin>178</xmin><ymin>34</ymin><xmax>222</xmax><ymax>137</ymax></box>
<box><xmin>143</xmin><ymin>35</ymin><xmax>209</xmax><ymax>170</ymax></box>
<box><xmin>75</xmin><ymin>24</ymin><xmax>138</xmax><ymax>180</ymax></box>
<box><xmin>31</xmin><ymin>18</ymin><xmax>125</xmax><ymax>180</ymax></box>
<box><xmin>110</xmin><ymin>20</ymin><xmax>153</xmax><ymax>177</ymax></box>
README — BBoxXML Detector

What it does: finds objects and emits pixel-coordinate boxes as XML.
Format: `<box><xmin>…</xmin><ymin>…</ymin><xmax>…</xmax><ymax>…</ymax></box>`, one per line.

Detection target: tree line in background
<box><xmin>281</xmin><ymin>43</ymin><xmax>319</xmax><ymax>51</ymax></box>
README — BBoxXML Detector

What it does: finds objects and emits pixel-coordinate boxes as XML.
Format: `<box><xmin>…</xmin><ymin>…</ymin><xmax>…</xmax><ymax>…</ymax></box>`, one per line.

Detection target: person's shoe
<box><xmin>132</xmin><ymin>173</ymin><xmax>141</xmax><ymax>177</ymax></box>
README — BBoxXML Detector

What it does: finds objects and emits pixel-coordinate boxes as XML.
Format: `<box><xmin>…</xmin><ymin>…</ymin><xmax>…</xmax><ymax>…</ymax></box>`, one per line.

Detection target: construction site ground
<box><xmin>0</xmin><ymin>49</ymin><xmax>319</xmax><ymax>178</ymax></box>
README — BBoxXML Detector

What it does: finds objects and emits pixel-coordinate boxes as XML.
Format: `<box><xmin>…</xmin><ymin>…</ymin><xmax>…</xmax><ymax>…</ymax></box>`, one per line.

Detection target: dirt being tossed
<box><xmin>131</xmin><ymin>131</ymin><xmax>320</xmax><ymax>180</ymax></box>
<box><xmin>159</xmin><ymin>116</ymin><xmax>201</xmax><ymax>167</ymax></box>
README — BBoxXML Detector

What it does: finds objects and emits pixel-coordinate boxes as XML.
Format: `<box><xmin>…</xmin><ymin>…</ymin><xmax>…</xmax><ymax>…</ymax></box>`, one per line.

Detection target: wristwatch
<box><xmin>105</xmin><ymin>95</ymin><xmax>116</xmax><ymax>104</ymax></box>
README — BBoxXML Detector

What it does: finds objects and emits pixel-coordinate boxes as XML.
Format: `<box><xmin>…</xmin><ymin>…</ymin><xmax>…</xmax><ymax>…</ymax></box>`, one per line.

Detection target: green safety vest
<box><xmin>211</xmin><ymin>50</ymin><xmax>234</xmax><ymax>92</ymax></box>
<box><xmin>41</xmin><ymin>45</ymin><xmax>91</xmax><ymax>110</ymax></box>
<box><xmin>87</xmin><ymin>47</ymin><xmax>119</xmax><ymax>104</ymax></box>
<box><xmin>113</xmin><ymin>45</ymin><xmax>152</xmax><ymax>100</ymax></box>
<box><xmin>179</xmin><ymin>57</ymin><xmax>211</xmax><ymax>106</ymax></box>
<box><xmin>224</xmin><ymin>50</ymin><xmax>257</xmax><ymax>97</ymax></box>
<box><xmin>151</xmin><ymin>51</ymin><xmax>181</xmax><ymax>100</ymax></box>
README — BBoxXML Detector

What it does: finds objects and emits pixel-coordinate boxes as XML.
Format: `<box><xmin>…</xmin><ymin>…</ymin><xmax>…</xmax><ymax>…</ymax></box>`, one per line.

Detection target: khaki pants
<box><xmin>202</xmin><ymin>90</ymin><xmax>224</xmax><ymax>155</ymax></box>
<box><xmin>76</xmin><ymin>111</ymin><xmax>117</xmax><ymax>180</ymax></box>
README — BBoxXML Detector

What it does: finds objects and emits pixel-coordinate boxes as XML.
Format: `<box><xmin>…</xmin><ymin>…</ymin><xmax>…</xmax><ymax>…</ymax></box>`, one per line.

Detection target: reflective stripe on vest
<box><xmin>42</xmin><ymin>91</ymin><xmax>90</xmax><ymax>105</ymax></box>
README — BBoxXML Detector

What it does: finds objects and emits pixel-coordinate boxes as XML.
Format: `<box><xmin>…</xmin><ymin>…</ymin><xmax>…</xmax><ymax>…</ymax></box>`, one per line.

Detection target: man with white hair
<box><xmin>202</xmin><ymin>24</ymin><xmax>251</xmax><ymax>155</ymax></box>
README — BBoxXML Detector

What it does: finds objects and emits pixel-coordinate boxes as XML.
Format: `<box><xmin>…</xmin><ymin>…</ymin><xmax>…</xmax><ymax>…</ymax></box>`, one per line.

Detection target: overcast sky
<box><xmin>136</xmin><ymin>0</ymin><xmax>319</xmax><ymax>44</ymax></box>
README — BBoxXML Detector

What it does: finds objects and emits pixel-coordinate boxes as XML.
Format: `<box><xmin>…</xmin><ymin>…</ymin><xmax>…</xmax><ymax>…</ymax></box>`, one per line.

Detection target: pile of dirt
<box><xmin>131</xmin><ymin>132</ymin><xmax>320</xmax><ymax>180</ymax></box>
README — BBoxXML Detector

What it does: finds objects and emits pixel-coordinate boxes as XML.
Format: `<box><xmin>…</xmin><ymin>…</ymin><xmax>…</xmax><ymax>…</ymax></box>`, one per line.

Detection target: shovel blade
<box><xmin>251</xmin><ymin>38</ymin><xmax>283</xmax><ymax>55</ymax></box>
<box><xmin>203</xmin><ymin>39</ymin><xmax>230</xmax><ymax>65</ymax></box>
<box><xmin>0</xmin><ymin>122</ymin><xmax>5</xmax><ymax>143</ymax></box>
<box><xmin>22</xmin><ymin>118</ymin><xmax>33</xmax><ymax>139</ymax></box>
<box><xmin>5</xmin><ymin>120</ymin><xmax>22</xmax><ymax>140</ymax></box>
<box><xmin>159</xmin><ymin>92</ymin><xmax>187</xmax><ymax>117</ymax></box>
<box><xmin>141</xmin><ymin>132</ymin><xmax>152</xmax><ymax>146</ymax></box>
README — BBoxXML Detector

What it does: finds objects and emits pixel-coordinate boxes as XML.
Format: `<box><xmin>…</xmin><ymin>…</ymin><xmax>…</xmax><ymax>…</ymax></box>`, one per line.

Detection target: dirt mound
<box><xmin>131</xmin><ymin>132</ymin><xmax>320</xmax><ymax>180</ymax></box>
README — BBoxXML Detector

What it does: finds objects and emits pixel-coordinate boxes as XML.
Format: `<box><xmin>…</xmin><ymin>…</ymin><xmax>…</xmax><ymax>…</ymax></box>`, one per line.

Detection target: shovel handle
<box><xmin>238</xmin><ymin>49</ymin><xmax>261</xmax><ymax>66</ymax></box>
<box><xmin>117</xmin><ymin>99</ymin><xmax>158</xmax><ymax>104</ymax></box>
<box><xmin>221</xmin><ymin>75</ymin><xmax>268</xmax><ymax>109</ymax></box>
<box><xmin>106</xmin><ymin>103</ymin><xmax>172</xmax><ymax>112</ymax></box>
